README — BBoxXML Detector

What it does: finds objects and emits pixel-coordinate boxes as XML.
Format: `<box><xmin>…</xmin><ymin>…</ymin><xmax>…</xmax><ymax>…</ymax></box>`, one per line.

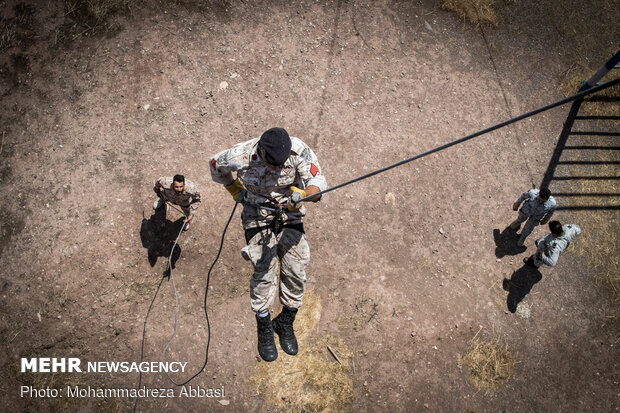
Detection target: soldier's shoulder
<box><xmin>290</xmin><ymin>137</ymin><xmax>317</xmax><ymax>161</ymax></box>
<box><xmin>528</xmin><ymin>188</ymin><xmax>539</xmax><ymax>197</ymax></box>
<box><xmin>219</xmin><ymin>138</ymin><xmax>259</xmax><ymax>164</ymax></box>
<box><xmin>290</xmin><ymin>136</ymin><xmax>310</xmax><ymax>154</ymax></box>
<box><xmin>547</xmin><ymin>196</ymin><xmax>557</xmax><ymax>207</ymax></box>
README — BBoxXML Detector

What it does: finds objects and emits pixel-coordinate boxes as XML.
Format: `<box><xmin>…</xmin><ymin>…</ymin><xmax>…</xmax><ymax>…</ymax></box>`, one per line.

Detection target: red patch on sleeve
<box><xmin>252</xmin><ymin>154</ymin><xmax>257</xmax><ymax>161</ymax></box>
<box><xmin>211</xmin><ymin>159</ymin><xmax>217</xmax><ymax>170</ymax></box>
<box><xmin>310</xmin><ymin>163</ymin><xmax>319</xmax><ymax>177</ymax></box>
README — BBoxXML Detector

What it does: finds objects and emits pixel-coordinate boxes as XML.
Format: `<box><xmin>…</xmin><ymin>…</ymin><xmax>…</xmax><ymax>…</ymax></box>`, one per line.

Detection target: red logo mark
<box><xmin>310</xmin><ymin>163</ymin><xmax>319</xmax><ymax>177</ymax></box>
<box><xmin>252</xmin><ymin>154</ymin><xmax>257</xmax><ymax>160</ymax></box>
<box><xmin>211</xmin><ymin>159</ymin><xmax>216</xmax><ymax>169</ymax></box>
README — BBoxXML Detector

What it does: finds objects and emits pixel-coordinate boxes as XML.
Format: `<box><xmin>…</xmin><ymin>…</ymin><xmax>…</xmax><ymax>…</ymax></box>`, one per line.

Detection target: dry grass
<box><xmin>0</xmin><ymin>24</ymin><xmax>17</xmax><ymax>51</ymax></box>
<box><xmin>440</xmin><ymin>0</ymin><xmax>500</xmax><ymax>27</ymax></box>
<box><xmin>559</xmin><ymin>63</ymin><xmax>620</xmax><ymax>118</ymax></box>
<box><xmin>252</xmin><ymin>335</ymin><xmax>353</xmax><ymax>413</ymax></box>
<box><xmin>568</xmin><ymin>155</ymin><xmax>620</xmax><ymax>325</ymax></box>
<box><xmin>65</xmin><ymin>0</ymin><xmax>131</xmax><ymax>23</ymax></box>
<box><xmin>459</xmin><ymin>332</ymin><xmax>517</xmax><ymax>392</ymax></box>
<box><xmin>252</xmin><ymin>290</ymin><xmax>353</xmax><ymax>412</ymax></box>
<box><xmin>558</xmin><ymin>58</ymin><xmax>620</xmax><ymax>328</ymax></box>
<box><xmin>294</xmin><ymin>289</ymin><xmax>323</xmax><ymax>340</ymax></box>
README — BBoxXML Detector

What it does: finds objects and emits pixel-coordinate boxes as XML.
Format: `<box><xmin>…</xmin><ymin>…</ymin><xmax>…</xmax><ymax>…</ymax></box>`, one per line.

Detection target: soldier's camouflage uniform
<box><xmin>531</xmin><ymin>224</ymin><xmax>581</xmax><ymax>268</ymax></box>
<box><xmin>513</xmin><ymin>188</ymin><xmax>556</xmax><ymax>241</ymax></box>
<box><xmin>154</xmin><ymin>177</ymin><xmax>201</xmax><ymax>217</ymax></box>
<box><xmin>210</xmin><ymin>137</ymin><xmax>327</xmax><ymax>313</ymax></box>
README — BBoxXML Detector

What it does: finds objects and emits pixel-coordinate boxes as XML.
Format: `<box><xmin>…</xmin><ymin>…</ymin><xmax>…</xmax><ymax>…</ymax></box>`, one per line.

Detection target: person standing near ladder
<box><xmin>209</xmin><ymin>127</ymin><xmax>326</xmax><ymax>362</ymax></box>
<box><xmin>509</xmin><ymin>187</ymin><xmax>556</xmax><ymax>246</ymax></box>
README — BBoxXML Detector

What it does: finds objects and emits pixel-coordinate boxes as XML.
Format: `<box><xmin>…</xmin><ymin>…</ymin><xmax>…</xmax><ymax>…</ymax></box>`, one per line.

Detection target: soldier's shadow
<box><xmin>502</xmin><ymin>265</ymin><xmax>543</xmax><ymax>313</ymax></box>
<box><xmin>139</xmin><ymin>208</ymin><xmax>183</xmax><ymax>276</ymax></box>
<box><xmin>493</xmin><ymin>226</ymin><xmax>527</xmax><ymax>258</ymax></box>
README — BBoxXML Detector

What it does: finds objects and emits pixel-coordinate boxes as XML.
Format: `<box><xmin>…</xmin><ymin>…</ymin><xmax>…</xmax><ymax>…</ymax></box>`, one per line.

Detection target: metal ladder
<box><xmin>580</xmin><ymin>48</ymin><xmax>620</xmax><ymax>91</ymax></box>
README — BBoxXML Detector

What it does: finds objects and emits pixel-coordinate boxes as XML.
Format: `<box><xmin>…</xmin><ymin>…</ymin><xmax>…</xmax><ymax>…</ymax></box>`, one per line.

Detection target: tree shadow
<box><xmin>139</xmin><ymin>207</ymin><xmax>183</xmax><ymax>276</ymax></box>
<box><xmin>502</xmin><ymin>265</ymin><xmax>543</xmax><ymax>313</ymax></box>
<box><xmin>493</xmin><ymin>226</ymin><xmax>527</xmax><ymax>258</ymax></box>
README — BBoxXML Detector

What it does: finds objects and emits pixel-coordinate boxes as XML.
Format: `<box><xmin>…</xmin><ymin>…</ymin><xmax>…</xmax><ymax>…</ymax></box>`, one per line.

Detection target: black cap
<box><xmin>259</xmin><ymin>127</ymin><xmax>291</xmax><ymax>166</ymax></box>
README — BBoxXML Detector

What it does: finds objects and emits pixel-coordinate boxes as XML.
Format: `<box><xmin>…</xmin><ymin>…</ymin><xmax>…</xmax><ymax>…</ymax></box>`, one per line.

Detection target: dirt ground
<box><xmin>1</xmin><ymin>0</ymin><xmax>619</xmax><ymax>412</ymax></box>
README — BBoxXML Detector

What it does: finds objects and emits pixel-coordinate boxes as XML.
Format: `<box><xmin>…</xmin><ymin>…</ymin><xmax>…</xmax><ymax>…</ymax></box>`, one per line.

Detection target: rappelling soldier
<box><xmin>209</xmin><ymin>127</ymin><xmax>327</xmax><ymax>362</ymax></box>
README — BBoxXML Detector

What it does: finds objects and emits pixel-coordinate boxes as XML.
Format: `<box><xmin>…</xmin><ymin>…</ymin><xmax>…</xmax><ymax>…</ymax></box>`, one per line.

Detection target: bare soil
<box><xmin>1</xmin><ymin>0</ymin><xmax>618</xmax><ymax>412</ymax></box>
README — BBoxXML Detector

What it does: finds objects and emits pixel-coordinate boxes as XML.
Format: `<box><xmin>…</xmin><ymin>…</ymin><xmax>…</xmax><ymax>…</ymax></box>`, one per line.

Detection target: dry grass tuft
<box><xmin>0</xmin><ymin>24</ymin><xmax>17</xmax><ymax>51</ymax></box>
<box><xmin>294</xmin><ymin>289</ymin><xmax>322</xmax><ymax>340</ymax></box>
<box><xmin>440</xmin><ymin>0</ymin><xmax>500</xmax><ymax>27</ymax></box>
<box><xmin>459</xmin><ymin>333</ymin><xmax>517</xmax><ymax>392</ymax></box>
<box><xmin>65</xmin><ymin>0</ymin><xmax>131</xmax><ymax>24</ymax></box>
<box><xmin>253</xmin><ymin>291</ymin><xmax>353</xmax><ymax>412</ymax></box>
<box><xmin>252</xmin><ymin>335</ymin><xmax>353</xmax><ymax>413</ymax></box>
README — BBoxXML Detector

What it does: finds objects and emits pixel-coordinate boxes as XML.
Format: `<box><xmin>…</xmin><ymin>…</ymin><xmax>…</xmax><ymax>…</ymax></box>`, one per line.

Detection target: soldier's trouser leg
<box><xmin>510</xmin><ymin>211</ymin><xmax>528</xmax><ymax>230</ymax></box>
<box><xmin>517</xmin><ymin>217</ymin><xmax>538</xmax><ymax>245</ymax></box>
<box><xmin>277</xmin><ymin>229</ymin><xmax>310</xmax><ymax>309</ymax></box>
<box><xmin>246</xmin><ymin>229</ymin><xmax>280</xmax><ymax>314</ymax></box>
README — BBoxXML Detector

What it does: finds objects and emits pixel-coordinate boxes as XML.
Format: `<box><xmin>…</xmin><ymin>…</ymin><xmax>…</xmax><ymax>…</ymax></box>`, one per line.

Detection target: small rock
<box><xmin>411</xmin><ymin>332</ymin><xmax>416</xmax><ymax>337</ymax></box>
<box><xmin>219</xmin><ymin>81</ymin><xmax>229</xmax><ymax>90</ymax></box>
<box><xmin>219</xmin><ymin>400</ymin><xmax>230</xmax><ymax>405</ymax></box>
<box><xmin>424</xmin><ymin>403</ymin><xmax>429</xmax><ymax>409</ymax></box>
<box><xmin>424</xmin><ymin>21</ymin><xmax>432</xmax><ymax>31</ymax></box>
<box><xmin>143</xmin><ymin>104</ymin><xmax>150</xmax><ymax>110</ymax></box>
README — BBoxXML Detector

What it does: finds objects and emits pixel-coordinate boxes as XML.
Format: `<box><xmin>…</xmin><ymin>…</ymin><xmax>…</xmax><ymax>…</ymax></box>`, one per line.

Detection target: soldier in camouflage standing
<box><xmin>510</xmin><ymin>187</ymin><xmax>556</xmax><ymax>246</ymax></box>
<box><xmin>523</xmin><ymin>220</ymin><xmax>581</xmax><ymax>268</ymax></box>
<box><xmin>153</xmin><ymin>174</ymin><xmax>201</xmax><ymax>231</ymax></box>
<box><xmin>210</xmin><ymin>127</ymin><xmax>327</xmax><ymax>362</ymax></box>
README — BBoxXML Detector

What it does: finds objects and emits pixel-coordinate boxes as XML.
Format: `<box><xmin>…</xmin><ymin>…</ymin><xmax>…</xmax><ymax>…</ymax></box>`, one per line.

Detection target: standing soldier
<box><xmin>510</xmin><ymin>187</ymin><xmax>556</xmax><ymax>246</ymax></box>
<box><xmin>153</xmin><ymin>174</ymin><xmax>201</xmax><ymax>231</ymax></box>
<box><xmin>523</xmin><ymin>220</ymin><xmax>581</xmax><ymax>268</ymax></box>
<box><xmin>210</xmin><ymin>127</ymin><xmax>327</xmax><ymax>362</ymax></box>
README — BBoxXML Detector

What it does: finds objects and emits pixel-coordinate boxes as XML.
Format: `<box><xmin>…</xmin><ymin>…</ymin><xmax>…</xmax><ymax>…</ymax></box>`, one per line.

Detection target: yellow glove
<box><xmin>225</xmin><ymin>178</ymin><xmax>246</xmax><ymax>202</ymax></box>
<box><xmin>540</xmin><ymin>219</ymin><xmax>549</xmax><ymax>225</ymax></box>
<box><xmin>512</xmin><ymin>203</ymin><xmax>519</xmax><ymax>211</ymax></box>
<box><xmin>287</xmin><ymin>186</ymin><xmax>306</xmax><ymax>211</ymax></box>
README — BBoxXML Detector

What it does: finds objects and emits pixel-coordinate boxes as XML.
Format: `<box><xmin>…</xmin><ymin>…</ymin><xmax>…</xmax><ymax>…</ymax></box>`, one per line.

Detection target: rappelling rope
<box><xmin>160</xmin><ymin>200</ymin><xmax>240</xmax><ymax>386</ymax></box>
<box><xmin>297</xmin><ymin>77</ymin><xmax>620</xmax><ymax>203</ymax></box>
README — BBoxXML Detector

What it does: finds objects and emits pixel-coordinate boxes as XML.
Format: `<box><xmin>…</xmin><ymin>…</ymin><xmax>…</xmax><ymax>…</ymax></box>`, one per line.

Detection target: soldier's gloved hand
<box><xmin>287</xmin><ymin>186</ymin><xmax>306</xmax><ymax>211</ymax></box>
<box><xmin>512</xmin><ymin>203</ymin><xmax>519</xmax><ymax>211</ymax></box>
<box><xmin>540</xmin><ymin>219</ymin><xmax>549</xmax><ymax>225</ymax></box>
<box><xmin>225</xmin><ymin>178</ymin><xmax>246</xmax><ymax>203</ymax></box>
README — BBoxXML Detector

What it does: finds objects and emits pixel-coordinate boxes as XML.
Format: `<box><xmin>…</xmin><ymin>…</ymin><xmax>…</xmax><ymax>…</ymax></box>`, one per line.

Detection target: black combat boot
<box><xmin>272</xmin><ymin>307</ymin><xmax>298</xmax><ymax>355</ymax></box>
<box><xmin>256</xmin><ymin>313</ymin><xmax>278</xmax><ymax>362</ymax></box>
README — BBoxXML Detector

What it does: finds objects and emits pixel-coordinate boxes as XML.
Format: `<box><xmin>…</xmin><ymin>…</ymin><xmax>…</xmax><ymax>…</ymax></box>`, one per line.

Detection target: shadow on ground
<box><xmin>503</xmin><ymin>265</ymin><xmax>543</xmax><ymax>313</ymax></box>
<box><xmin>139</xmin><ymin>207</ymin><xmax>183</xmax><ymax>275</ymax></box>
<box><xmin>493</xmin><ymin>226</ymin><xmax>527</xmax><ymax>258</ymax></box>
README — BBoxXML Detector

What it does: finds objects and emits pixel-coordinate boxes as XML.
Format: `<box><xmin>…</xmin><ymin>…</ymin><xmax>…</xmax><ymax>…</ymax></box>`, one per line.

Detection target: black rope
<box><xmin>298</xmin><ymin>77</ymin><xmax>620</xmax><ymax>203</ymax></box>
<box><xmin>160</xmin><ymin>201</ymin><xmax>240</xmax><ymax>386</ymax></box>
